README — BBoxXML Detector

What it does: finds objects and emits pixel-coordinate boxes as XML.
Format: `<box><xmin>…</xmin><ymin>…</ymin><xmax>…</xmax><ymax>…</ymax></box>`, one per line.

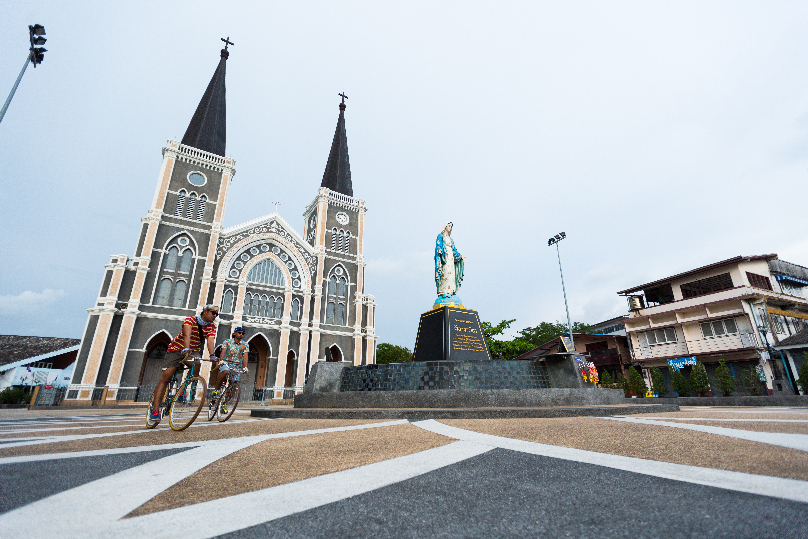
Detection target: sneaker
<box><xmin>220</xmin><ymin>404</ymin><xmax>228</xmax><ymax>415</ymax></box>
<box><xmin>212</xmin><ymin>389</ymin><xmax>220</xmax><ymax>399</ymax></box>
<box><xmin>150</xmin><ymin>410</ymin><xmax>161</xmax><ymax>421</ymax></box>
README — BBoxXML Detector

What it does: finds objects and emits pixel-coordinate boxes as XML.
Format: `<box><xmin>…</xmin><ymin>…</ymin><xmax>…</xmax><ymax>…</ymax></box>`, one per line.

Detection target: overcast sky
<box><xmin>2</xmin><ymin>1</ymin><xmax>808</xmax><ymax>346</ymax></box>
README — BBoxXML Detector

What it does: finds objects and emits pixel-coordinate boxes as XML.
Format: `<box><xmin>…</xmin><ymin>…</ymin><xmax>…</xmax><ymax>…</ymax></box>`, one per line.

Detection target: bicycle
<box><xmin>146</xmin><ymin>356</ymin><xmax>208</xmax><ymax>431</ymax></box>
<box><xmin>207</xmin><ymin>364</ymin><xmax>246</xmax><ymax>422</ymax></box>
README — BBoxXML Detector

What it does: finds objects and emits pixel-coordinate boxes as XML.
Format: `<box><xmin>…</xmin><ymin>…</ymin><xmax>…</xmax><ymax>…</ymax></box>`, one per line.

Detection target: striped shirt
<box><xmin>167</xmin><ymin>316</ymin><xmax>217</xmax><ymax>353</ymax></box>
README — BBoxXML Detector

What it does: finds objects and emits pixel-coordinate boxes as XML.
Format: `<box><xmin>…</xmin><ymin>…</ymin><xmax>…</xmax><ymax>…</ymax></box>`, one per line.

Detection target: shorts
<box><xmin>218</xmin><ymin>361</ymin><xmax>241</xmax><ymax>382</ymax></box>
<box><xmin>157</xmin><ymin>350</ymin><xmax>198</xmax><ymax>370</ymax></box>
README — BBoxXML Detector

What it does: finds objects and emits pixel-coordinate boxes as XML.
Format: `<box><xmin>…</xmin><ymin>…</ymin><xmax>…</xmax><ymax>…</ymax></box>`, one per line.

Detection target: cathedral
<box><xmin>67</xmin><ymin>45</ymin><xmax>377</xmax><ymax>404</ymax></box>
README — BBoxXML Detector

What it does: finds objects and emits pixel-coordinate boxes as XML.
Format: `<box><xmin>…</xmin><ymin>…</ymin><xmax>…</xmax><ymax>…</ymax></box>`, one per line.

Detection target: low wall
<box><xmin>650</xmin><ymin>395</ymin><xmax>808</xmax><ymax>407</ymax></box>
<box><xmin>294</xmin><ymin>387</ymin><xmax>625</xmax><ymax>409</ymax></box>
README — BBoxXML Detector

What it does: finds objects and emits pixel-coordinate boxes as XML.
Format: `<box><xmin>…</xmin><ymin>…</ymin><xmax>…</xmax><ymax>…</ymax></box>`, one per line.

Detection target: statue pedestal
<box><xmin>413</xmin><ymin>306</ymin><xmax>491</xmax><ymax>362</ymax></box>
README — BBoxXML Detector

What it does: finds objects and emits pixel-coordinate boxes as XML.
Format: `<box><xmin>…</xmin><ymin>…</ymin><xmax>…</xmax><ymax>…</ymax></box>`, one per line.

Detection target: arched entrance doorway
<box><xmin>247</xmin><ymin>335</ymin><xmax>270</xmax><ymax>389</ymax></box>
<box><xmin>284</xmin><ymin>350</ymin><xmax>297</xmax><ymax>387</ymax></box>
<box><xmin>137</xmin><ymin>332</ymin><xmax>172</xmax><ymax>401</ymax></box>
<box><xmin>326</xmin><ymin>344</ymin><xmax>343</xmax><ymax>362</ymax></box>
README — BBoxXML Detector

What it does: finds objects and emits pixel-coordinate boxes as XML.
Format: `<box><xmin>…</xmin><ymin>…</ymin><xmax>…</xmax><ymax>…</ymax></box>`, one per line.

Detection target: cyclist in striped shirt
<box><xmin>149</xmin><ymin>305</ymin><xmax>218</xmax><ymax>422</ymax></box>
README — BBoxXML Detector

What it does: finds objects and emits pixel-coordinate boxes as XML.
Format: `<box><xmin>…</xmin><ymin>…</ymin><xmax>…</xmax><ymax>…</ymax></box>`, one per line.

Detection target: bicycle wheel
<box><xmin>207</xmin><ymin>388</ymin><xmax>218</xmax><ymax>421</ymax></box>
<box><xmin>146</xmin><ymin>393</ymin><xmax>161</xmax><ymax>429</ymax></box>
<box><xmin>217</xmin><ymin>382</ymin><xmax>240</xmax><ymax>422</ymax></box>
<box><xmin>168</xmin><ymin>376</ymin><xmax>207</xmax><ymax>431</ymax></box>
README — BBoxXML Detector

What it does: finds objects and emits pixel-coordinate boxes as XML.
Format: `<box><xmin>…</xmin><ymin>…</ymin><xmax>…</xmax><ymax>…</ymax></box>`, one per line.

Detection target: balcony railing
<box><xmin>632</xmin><ymin>332</ymin><xmax>758</xmax><ymax>360</ymax></box>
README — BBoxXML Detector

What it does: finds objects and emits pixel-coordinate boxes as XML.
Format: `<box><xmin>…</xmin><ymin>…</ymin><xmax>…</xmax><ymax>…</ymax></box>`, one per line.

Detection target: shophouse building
<box><xmin>617</xmin><ymin>255</ymin><xmax>808</xmax><ymax>396</ymax></box>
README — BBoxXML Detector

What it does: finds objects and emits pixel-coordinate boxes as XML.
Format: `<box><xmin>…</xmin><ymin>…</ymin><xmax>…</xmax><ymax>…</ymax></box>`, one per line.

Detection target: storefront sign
<box><xmin>668</xmin><ymin>356</ymin><xmax>697</xmax><ymax>370</ymax></box>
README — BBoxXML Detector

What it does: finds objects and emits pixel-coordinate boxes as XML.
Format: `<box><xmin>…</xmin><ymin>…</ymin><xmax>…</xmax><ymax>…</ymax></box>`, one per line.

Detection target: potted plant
<box><xmin>689</xmin><ymin>361</ymin><xmax>711</xmax><ymax>397</ymax></box>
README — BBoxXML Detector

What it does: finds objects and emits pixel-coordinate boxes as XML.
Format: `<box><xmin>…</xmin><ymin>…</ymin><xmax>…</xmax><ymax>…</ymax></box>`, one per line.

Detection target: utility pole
<box><xmin>0</xmin><ymin>24</ymin><xmax>47</xmax><ymax>124</ymax></box>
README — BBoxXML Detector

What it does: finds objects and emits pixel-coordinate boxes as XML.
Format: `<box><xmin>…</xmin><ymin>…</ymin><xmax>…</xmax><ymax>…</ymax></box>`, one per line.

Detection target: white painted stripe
<box><xmin>628</xmin><ymin>417</ymin><xmax>808</xmax><ymax>423</ymax></box>
<box><xmin>0</xmin><ymin>417</ymin><xmax>268</xmax><ymax>450</ymax></box>
<box><xmin>87</xmin><ymin>441</ymin><xmax>491</xmax><ymax>539</ymax></box>
<box><xmin>608</xmin><ymin>417</ymin><xmax>808</xmax><ymax>452</ymax></box>
<box><xmin>0</xmin><ymin>420</ymin><xmax>408</xmax><ymax>465</ymax></box>
<box><xmin>412</xmin><ymin>420</ymin><xmax>808</xmax><ymax>504</ymax></box>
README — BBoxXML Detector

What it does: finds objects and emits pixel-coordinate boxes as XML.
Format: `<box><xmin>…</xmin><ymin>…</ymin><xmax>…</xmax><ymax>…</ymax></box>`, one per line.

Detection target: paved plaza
<box><xmin>0</xmin><ymin>406</ymin><xmax>806</xmax><ymax>537</ymax></box>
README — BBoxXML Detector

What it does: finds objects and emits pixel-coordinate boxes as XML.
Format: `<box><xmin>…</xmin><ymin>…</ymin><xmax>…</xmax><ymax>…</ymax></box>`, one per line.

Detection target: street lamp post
<box><xmin>0</xmin><ymin>24</ymin><xmax>47</xmax><ymax>125</ymax></box>
<box><xmin>548</xmin><ymin>232</ymin><xmax>574</xmax><ymax>352</ymax></box>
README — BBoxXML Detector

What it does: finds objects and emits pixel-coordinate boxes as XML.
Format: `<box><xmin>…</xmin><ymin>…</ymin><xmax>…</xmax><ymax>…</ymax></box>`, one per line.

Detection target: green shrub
<box><xmin>797</xmin><ymin>353</ymin><xmax>808</xmax><ymax>394</ymax></box>
<box><xmin>599</xmin><ymin>370</ymin><xmax>615</xmax><ymax>389</ymax></box>
<box><xmin>614</xmin><ymin>373</ymin><xmax>628</xmax><ymax>396</ymax></box>
<box><xmin>627</xmin><ymin>366</ymin><xmax>648</xmax><ymax>397</ymax></box>
<box><xmin>714</xmin><ymin>359</ymin><xmax>737</xmax><ymax>397</ymax></box>
<box><xmin>689</xmin><ymin>361</ymin><xmax>711</xmax><ymax>396</ymax></box>
<box><xmin>671</xmin><ymin>368</ymin><xmax>690</xmax><ymax>397</ymax></box>
<box><xmin>0</xmin><ymin>387</ymin><xmax>28</xmax><ymax>405</ymax></box>
<box><xmin>741</xmin><ymin>365</ymin><xmax>762</xmax><ymax>396</ymax></box>
<box><xmin>375</xmin><ymin>343</ymin><xmax>413</xmax><ymax>364</ymax></box>
<box><xmin>650</xmin><ymin>367</ymin><xmax>667</xmax><ymax>397</ymax></box>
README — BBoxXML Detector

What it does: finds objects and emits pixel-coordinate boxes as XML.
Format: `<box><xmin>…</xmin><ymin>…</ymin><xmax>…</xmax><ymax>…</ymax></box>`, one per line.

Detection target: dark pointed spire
<box><xmin>321</xmin><ymin>94</ymin><xmax>353</xmax><ymax>197</ymax></box>
<box><xmin>181</xmin><ymin>45</ymin><xmax>229</xmax><ymax>156</ymax></box>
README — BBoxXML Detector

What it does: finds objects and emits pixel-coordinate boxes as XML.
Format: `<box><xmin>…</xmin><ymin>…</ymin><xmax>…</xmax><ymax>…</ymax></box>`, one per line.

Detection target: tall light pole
<box><xmin>548</xmin><ymin>232</ymin><xmax>574</xmax><ymax>352</ymax></box>
<box><xmin>0</xmin><ymin>24</ymin><xmax>47</xmax><ymax>125</ymax></box>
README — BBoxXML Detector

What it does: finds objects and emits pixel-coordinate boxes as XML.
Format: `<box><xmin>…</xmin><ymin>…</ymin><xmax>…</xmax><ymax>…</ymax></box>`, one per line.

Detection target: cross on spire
<box><xmin>221</xmin><ymin>36</ymin><xmax>235</xmax><ymax>50</ymax></box>
<box><xmin>273</xmin><ymin>200</ymin><xmax>281</xmax><ymax>214</ymax></box>
<box><xmin>339</xmin><ymin>92</ymin><xmax>348</xmax><ymax>104</ymax></box>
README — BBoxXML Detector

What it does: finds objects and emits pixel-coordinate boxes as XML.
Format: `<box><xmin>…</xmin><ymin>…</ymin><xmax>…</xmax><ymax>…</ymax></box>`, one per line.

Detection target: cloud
<box><xmin>0</xmin><ymin>289</ymin><xmax>67</xmax><ymax>316</ymax></box>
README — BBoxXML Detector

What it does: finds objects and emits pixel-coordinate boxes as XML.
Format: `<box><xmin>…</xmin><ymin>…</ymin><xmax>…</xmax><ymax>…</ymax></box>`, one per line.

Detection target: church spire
<box><xmin>320</xmin><ymin>93</ymin><xmax>353</xmax><ymax>197</ymax></box>
<box><xmin>181</xmin><ymin>39</ymin><xmax>232</xmax><ymax>157</ymax></box>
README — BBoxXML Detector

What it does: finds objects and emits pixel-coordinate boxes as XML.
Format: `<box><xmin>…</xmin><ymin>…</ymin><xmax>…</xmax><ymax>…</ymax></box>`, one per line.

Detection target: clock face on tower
<box><xmin>336</xmin><ymin>212</ymin><xmax>349</xmax><ymax>225</ymax></box>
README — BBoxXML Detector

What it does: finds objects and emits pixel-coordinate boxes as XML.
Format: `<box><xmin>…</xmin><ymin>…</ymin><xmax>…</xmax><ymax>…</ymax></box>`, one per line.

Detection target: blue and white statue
<box><xmin>434</xmin><ymin>222</ymin><xmax>467</xmax><ymax>308</ymax></box>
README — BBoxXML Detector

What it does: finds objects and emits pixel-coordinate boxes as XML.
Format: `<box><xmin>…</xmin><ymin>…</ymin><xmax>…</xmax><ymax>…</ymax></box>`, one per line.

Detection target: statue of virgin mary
<box><xmin>434</xmin><ymin>222</ymin><xmax>466</xmax><ymax>308</ymax></box>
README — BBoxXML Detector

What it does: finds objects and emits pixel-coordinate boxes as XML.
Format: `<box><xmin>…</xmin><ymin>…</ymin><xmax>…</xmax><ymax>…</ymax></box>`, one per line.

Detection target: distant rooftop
<box><xmin>0</xmin><ymin>335</ymin><xmax>81</xmax><ymax>368</ymax></box>
<box><xmin>617</xmin><ymin>255</ymin><xmax>777</xmax><ymax>295</ymax></box>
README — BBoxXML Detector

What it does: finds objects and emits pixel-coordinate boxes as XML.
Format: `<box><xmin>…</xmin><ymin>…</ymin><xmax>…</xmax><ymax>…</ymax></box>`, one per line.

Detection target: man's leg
<box><xmin>152</xmin><ymin>367</ymin><xmax>177</xmax><ymax>407</ymax></box>
<box><xmin>215</xmin><ymin>368</ymin><xmax>228</xmax><ymax>392</ymax></box>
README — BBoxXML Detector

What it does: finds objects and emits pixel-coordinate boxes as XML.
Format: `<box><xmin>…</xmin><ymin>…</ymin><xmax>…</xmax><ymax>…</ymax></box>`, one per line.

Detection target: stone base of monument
<box><xmin>248</xmin><ymin>353</ymin><xmax>680</xmax><ymax>419</ymax></box>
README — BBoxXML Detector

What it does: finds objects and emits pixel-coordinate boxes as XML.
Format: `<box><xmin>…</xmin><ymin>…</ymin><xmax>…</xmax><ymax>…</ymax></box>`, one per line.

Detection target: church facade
<box><xmin>67</xmin><ymin>47</ymin><xmax>376</xmax><ymax>403</ymax></box>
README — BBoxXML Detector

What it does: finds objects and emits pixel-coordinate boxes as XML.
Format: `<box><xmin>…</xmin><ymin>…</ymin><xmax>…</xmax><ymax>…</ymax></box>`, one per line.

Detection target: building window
<box><xmin>155</xmin><ymin>278</ymin><xmax>173</xmax><ymax>306</ymax></box>
<box><xmin>164</xmin><ymin>247</ymin><xmax>179</xmax><ymax>271</ymax></box>
<box><xmin>291</xmin><ymin>298</ymin><xmax>300</xmax><ymax>321</ymax></box>
<box><xmin>259</xmin><ymin>295</ymin><xmax>269</xmax><ymax>317</ymax></box>
<box><xmin>221</xmin><ymin>289</ymin><xmax>234</xmax><ymax>314</ymax></box>
<box><xmin>273</xmin><ymin>297</ymin><xmax>283</xmax><ymax>318</ymax></box>
<box><xmin>700</xmin><ymin>318</ymin><xmax>738</xmax><ymax>338</ymax></box>
<box><xmin>175</xmin><ymin>190</ymin><xmax>187</xmax><ymax>216</ymax></box>
<box><xmin>196</xmin><ymin>194</ymin><xmax>207</xmax><ymax>221</ymax></box>
<box><xmin>185</xmin><ymin>193</ymin><xmax>197</xmax><ymax>219</ymax></box>
<box><xmin>780</xmin><ymin>281</ymin><xmax>805</xmax><ymax>297</ymax></box>
<box><xmin>344</xmin><ymin>230</ymin><xmax>351</xmax><ymax>253</ymax></box>
<box><xmin>326</xmin><ymin>301</ymin><xmax>335</xmax><ymax>324</ymax></box>
<box><xmin>246</xmin><ymin>259</ymin><xmax>286</xmax><ymax>287</ymax></box>
<box><xmin>747</xmin><ymin>272</ymin><xmax>773</xmax><ymax>291</ymax></box>
<box><xmin>681</xmin><ymin>273</ymin><xmax>734</xmax><ymax>298</ymax></box>
<box><xmin>772</xmin><ymin>314</ymin><xmax>785</xmax><ymax>334</ymax></box>
<box><xmin>171</xmin><ymin>280</ymin><xmax>187</xmax><ymax>308</ymax></box>
<box><xmin>178</xmin><ymin>250</ymin><xmax>192</xmax><ymax>273</ymax></box>
<box><xmin>643</xmin><ymin>327</ymin><xmax>677</xmax><ymax>345</ymax></box>
<box><xmin>331</xmin><ymin>228</ymin><xmax>337</xmax><ymax>250</ymax></box>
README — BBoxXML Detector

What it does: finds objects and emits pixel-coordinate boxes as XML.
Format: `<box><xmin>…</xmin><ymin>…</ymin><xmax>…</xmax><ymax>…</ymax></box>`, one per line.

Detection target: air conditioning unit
<box><xmin>628</xmin><ymin>295</ymin><xmax>645</xmax><ymax>311</ymax></box>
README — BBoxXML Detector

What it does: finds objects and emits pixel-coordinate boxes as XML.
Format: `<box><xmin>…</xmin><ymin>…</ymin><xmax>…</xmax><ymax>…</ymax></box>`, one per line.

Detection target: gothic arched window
<box><xmin>221</xmin><ymin>289</ymin><xmax>234</xmax><ymax>314</ymax></box>
<box><xmin>175</xmin><ymin>190</ymin><xmax>187</xmax><ymax>217</ymax></box>
<box><xmin>171</xmin><ymin>280</ymin><xmax>187</xmax><ymax>308</ymax></box>
<box><xmin>291</xmin><ymin>298</ymin><xmax>300</xmax><ymax>321</ymax></box>
<box><xmin>344</xmin><ymin>230</ymin><xmax>351</xmax><ymax>254</ymax></box>
<box><xmin>338</xmin><ymin>229</ymin><xmax>344</xmax><ymax>252</ymax></box>
<box><xmin>155</xmin><ymin>278</ymin><xmax>172</xmax><ymax>306</ymax></box>
<box><xmin>251</xmin><ymin>294</ymin><xmax>260</xmax><ymax>316</ymax></box>
<box><xmin>273</xmin><ymin>297</ymin><xmax>283</xmax><ymax>318</ymax></box>
<box><xmin>325</xmin><ymin>270</ymin><xmax>348</xmax><ymax>325</ymax></box>
<box><xmin>178</xmin><ymin>250</ymin><xmax>192</xmax><ymax>273</ymax></box>
<box><xmin>164</xmin><ymin>247</ymin><xmax>179</xmax><ymax>272</ymax></box>
<box><xmin>246</xmin><ymin>259</ymin><xmax>286</xmax><ymax>288</ymax></box>
<box><xmin>331</xmin><ymin>228</ymin><xmax>337</xmax><ymax>250</ymax></box>
<box><xmin>326</xmin><ymin>301</ymin><xmax>335</xmax><ymax>324</ymax></box>
<box><xmin>185</xmin><ymin>193</ymin><xmax>197</xmax><ymax>219</ymax></box>
<box><xmin>196</xmin><ymin>194</ymin><xmax>207</xmax><ymax>221</ymax></box>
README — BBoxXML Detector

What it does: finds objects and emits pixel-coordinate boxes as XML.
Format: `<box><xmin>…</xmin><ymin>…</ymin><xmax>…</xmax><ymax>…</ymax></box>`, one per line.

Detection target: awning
<box><xmin>774</xmin><ymin>274</ymin><xmax>808</xmax><ymax>286</ymax></box>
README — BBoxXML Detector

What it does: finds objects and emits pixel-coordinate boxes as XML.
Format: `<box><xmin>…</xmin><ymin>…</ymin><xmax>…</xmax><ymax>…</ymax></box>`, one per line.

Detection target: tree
<box><xmin>516</xmin><ymin>321</ymin><xmax>594</xmax><ymax>347</ymax></box>
<box><xmin>689</xmin><ymin>361</ymin><xmax>711</xmax><ymax>396</ymax></box>
<box><xmin>599</xmin><ymin>370</ymin><xmax>615</xmax><ymax>389</ymax></box>
<box><xmin>740</xmin><ymin>365</ymin><xmax>762</xmax><ymax>396</ymax></box>
<box><xmin>375</xmin><ymin>343</ymin><xmax>413</xmax><ymax>364</ymax></box>
<box><xmin>671</xmin><ymin>368</ymin><xmax>690</xmax><ymax>397</ymax></box>
<box><xmin>615</xmin><ymin>373</ymin><xmax>629</xmax><ymax>396</ymax></box>
<box><xmin>714</xmin><ymin>359</ymin><xmax>737</xmax><ymax>397</ymax></box>
<box><xmin>480</xmin><ymin>319</ymin><xmax>535</xmax><ymax>360</ymax></box>
<box><xmin>797</xmin><ymin>352</ymin><xmax>808</xmax><ymax>395</ymax></box>
<box><xmin>649</xmin><ymin>367</ymin><xmax>667</xmax><ymax>397</ymax></box>
<box><xmin>627</xmin><ymin>366</ymin><xmax>648</xmax><ymax>397</ymax></box>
